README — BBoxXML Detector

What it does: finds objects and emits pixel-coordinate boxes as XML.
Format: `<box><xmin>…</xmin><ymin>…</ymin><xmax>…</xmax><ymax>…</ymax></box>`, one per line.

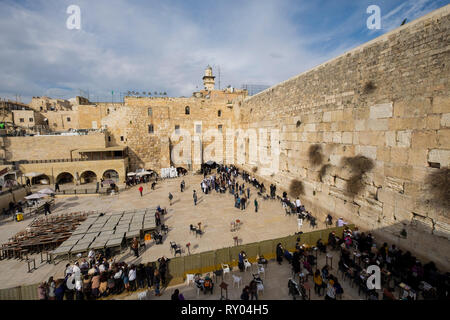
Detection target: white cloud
<box><xmin>0</xmin><ymin>0</ymin><xmax>445</xmax><ymax>103</ymax></box>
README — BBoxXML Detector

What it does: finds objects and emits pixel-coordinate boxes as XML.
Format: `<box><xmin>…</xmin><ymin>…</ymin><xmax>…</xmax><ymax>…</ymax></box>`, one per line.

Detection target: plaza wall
<box><xmin>237</xmin><ymin>6</ymin><xmax>450</xmax><ymax>269</ymax></box>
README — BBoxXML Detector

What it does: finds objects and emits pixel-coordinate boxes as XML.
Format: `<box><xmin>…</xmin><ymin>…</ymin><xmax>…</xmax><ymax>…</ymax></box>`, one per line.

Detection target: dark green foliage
<box><xmin>363</xmin><ymin>81</ymin><xmax>376</xmax><ymax>94</ymax></box>
<box><xmin>341</xmin><ymin>155</ymin><xmax>375</xmax><ymax>195</ymax></box>
<box><xmin>289</xmin><ymin>179</ymin><xmax>304</xmax><ymax>198</ymax></box>
<box><xmin>308</xmin><ymin>144</ymin><xmax>323</xmax><ymax>166</ymax></box>
<box><xmin>319</xmin><ymin>164</ymin><xmax>332</xmax><ymax>182</ymax></box>
<box><xmin>425</xmin><ymin>167</ymin><xmax>450</xmax><ymax>210</ymax></box>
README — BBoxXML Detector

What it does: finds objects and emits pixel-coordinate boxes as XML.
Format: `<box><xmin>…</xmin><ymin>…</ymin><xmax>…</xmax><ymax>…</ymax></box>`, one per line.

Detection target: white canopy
<box><xmin>24</xmin><ymin>172</ymin><xmax>44</xmax><ymax>178</ymax></box>
<box><xmin>25</xmin><ymin>193</ymin><xmax>48</xmax><ymax>200</ymax></box>
<box><xmin>127</xmin><ymin>172</ymin><xmax>136</xmax><ymax>176</ymax></box>
<box><xmin>136</xmin><ymin>170</ymin><xmax>153</xmax><ymax>177</ymax></box>
<box><xmin>38</xmin><ymin>188</ymin><xmax>55</xmax><ymax>195</ymax></box>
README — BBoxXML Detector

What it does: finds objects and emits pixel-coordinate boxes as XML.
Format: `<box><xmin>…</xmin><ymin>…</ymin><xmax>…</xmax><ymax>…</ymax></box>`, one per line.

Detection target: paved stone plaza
<box><xmin>0</xmin><ymin>173</ymin><xmax>326</xmax><ymax>290</ymax></box>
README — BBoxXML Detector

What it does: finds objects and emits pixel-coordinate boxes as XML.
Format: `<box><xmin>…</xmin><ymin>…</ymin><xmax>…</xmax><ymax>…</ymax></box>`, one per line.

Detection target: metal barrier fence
<box><xmin>0</xmin><ymin>225</ymin><xmax>353</xmax><ymax>300</ymax></box>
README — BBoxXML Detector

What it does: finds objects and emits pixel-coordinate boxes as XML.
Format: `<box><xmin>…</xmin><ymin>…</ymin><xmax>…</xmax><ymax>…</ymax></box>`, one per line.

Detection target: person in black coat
<box><xmin>276</xmin><ymin>243</ymin><xmax>284</xmax><ymax>265</ymax></box>
<box><xmin>241</xmin><ymin>286</ymin><xmax>250</xmax><ymax>300</ymax></box>
<box><xmin>292</xmin><ymin>250</ymin><xmax>301</xmax><ymax>274</ymax></box>
<box><xmin>145</xmin><ymin>262</ymin><xmax>154</xmax><ymax>288</ymax></box>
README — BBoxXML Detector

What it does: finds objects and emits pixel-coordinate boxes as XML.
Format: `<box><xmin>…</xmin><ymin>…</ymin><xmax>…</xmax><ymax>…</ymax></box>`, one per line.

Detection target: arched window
<box><xmin>218</xmin><ymin>110</ymin><xmax>222</xmax><ymax>117</ymax></box>
<box><xmin>185</xmin><ymin>106</ymin><xmax>190</xmax><ymax>115</ymax></box>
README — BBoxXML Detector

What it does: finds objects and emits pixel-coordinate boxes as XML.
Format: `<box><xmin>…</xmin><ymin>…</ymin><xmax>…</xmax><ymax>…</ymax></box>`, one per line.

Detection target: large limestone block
<box><xmin>367</xmin><ymin>119</ymin><xmax>389</xmax><ymax>131</ymax></box>
<box><xmin>332</xmin><ymin>132</ymin><xmax>342</xmax><ymax>143</ymax></box>
<box><xmin>370</xmin><ymin>102</ymin><xmax>393</xmax><ymax>119</ymax></box>
<box><xmin>442</xmin><ymin>113</ymin><xmax>450</xmax><ymax>127</ymax></box>
<box><xmin>407</xmin><ymin>148</ymin><xmax>428</xmax><ymax>166</ymax></box>
<box><xmin>437</xmin><ymin>129</ymin><xmax>450</xmax><ymax>148</ymax></box>
<box><xmin>397</xmin><ymin>130</ymin><xmax>412</xmax><ymax>147</ymax></box>
<box><xmin>377</xmin><ymin>147</ymin><xmax>391</xmax><ymax>162</ymax></box>
<box><xmin>385</xmin><ymin>131</ymin><xmax>396</xmax><ymax>147</ymax></box>
<box><xmin>390</xmin><ymin>147</ymin><xmax>409</xmax><ymax>165</ymax></box>
<box><xmin>427</xmin><ymin>149</ymin><xmax>450</xmax><ymax>167</ymax></box>
<box><xmin>355</xmin><ymin>120</ymin><xmax>366</xmax><ymax>131</ymax></box>
<box><xmin>342</xmin><ymin>132</ymin><xmax>353</xmax><ymax>144</ymax></box>
<box><xmin>432</xmin><ymin>96</ymin><xmax>450</xmax><ymax>114</ymax></box>
<box><xmin>411</xmin><ymin>130</ymin><xmax>437</xmax><ymax>149</ymax></box>
<box><xmin>355</xmin><ymin>145</ymin><xmax>377</xmax><ymax>160</ymax></box>
<box><xmin>426</xmin><ymin>115</ymin><xmax>441</xmax><ymax>130</ymax></box>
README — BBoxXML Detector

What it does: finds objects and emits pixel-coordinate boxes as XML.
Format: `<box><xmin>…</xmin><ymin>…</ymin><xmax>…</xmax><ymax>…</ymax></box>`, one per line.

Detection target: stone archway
<box><xmin>56</xmin><ymin>172</ymin><xmax>74</xmax><ymax>184</ymax></box>
<box><xmin>103</xmin><ymin>169</ymin><xmax>119</xmax><ymax>182</ymax></box>
<box><xmin>80</xmin><ymin>171</ymin><xmax>97</xmax><ymax>184</ymax></box>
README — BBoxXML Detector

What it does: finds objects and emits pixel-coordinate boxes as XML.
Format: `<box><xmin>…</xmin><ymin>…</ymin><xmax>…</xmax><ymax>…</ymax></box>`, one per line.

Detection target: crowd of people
<box><xmin>333</xmin><ymin>227</ymin><xmax>449</xmax><ymax>300</ymax></box>
<box><xmin>37</xmin><ymin>250</ymin><xmax>171</xmax><ymax>300</ymax></box>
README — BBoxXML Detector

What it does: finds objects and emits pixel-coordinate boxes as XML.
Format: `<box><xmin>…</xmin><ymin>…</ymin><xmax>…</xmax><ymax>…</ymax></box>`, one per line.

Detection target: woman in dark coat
<box><xmin>276</xmin><ymin>243</ymin><xmax>284</xmax><ymax>265</ymax></box>
<box><xmin>292</xmin><ymin>250</ymin><xmax>301</xmax><ymax>274</ymax></box>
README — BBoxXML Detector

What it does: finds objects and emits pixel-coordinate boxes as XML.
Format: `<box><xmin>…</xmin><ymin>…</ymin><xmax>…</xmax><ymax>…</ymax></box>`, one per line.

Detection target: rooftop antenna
<box><xmin>218</xmin><ymin>65</ymin><xmax>221</xmax><ymax>90</ymax></box>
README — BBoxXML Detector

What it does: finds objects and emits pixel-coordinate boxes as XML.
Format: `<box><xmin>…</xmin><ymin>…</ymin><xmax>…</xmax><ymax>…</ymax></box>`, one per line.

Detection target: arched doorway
<box><xmin>176</xmin><ymin>167</ymin><xmax>188</xmax><ymax>176</ymax></box>
<box><xmin>56</xmin><ymin>172</ymin><xmax>74</xmax><ymax>184</ymax></box>
<box><xmin>30</xmin><ymin>174</ymin><xmax>51</xmax><ymax>185</ymax></box>
<box><xmin>80</xmin><ymin>171</ymin><xmax>97</xmax><ymax>184</ymax></box>
<box><xmin>103</xmin><ymin>170</ymin><xmax>119</xmax><ymax>182</ymax></box>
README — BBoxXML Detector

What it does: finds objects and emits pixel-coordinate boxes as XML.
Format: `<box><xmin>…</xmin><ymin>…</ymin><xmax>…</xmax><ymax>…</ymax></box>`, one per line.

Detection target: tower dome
<box><xmin>202</xmin><ymin>65</ymin><xmax>215</xmax><ymax>91</ymax></box>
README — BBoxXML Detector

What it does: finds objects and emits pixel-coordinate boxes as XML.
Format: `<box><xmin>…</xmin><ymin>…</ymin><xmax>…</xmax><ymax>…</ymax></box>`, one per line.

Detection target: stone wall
<box><xmin>3</xmin><ymin>133</ymin><xmax>107</xmax><ymax>161</ymax></box>
<box><xmin>101</xmin><ymin>92</ymin><xmax>246</xmax><ymax>172</ymax></box>
<box><xmin>237</xmin><ymin>5</ymin><xmax>450</xmax><ymax>269</ymax></box>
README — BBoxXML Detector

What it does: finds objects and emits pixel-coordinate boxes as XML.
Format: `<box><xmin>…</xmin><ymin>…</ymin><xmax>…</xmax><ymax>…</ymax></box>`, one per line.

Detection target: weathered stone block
<box><xmin>437</xmin><ymin>129</ymin><xmax>450</xmax><ymax>148</ymax></box>
<box><xmin>385</xmin><ymin>131</ymin><xmax>396</xmax><ymax>147</ymax></box>
<box><xmin>427</xmin><ymin>149</ymin><xmax>450</xmax><ymax>167</ymax></box>
<box><xmin>442</xmin><ymin>113</ymin><xmax>450</xmax><ymax>127</ymax></box>
<box><xmin>356</xmin><ymin>145</ymin><xmax>377</xmax><ymax>160</ymax></box>
<box><xmin>411</xmin><ymin>130</ymin><xmax>437</xmax><ymax>149</ymax></box>
<box><xmin>397</xmin><ymin>130</ymin><xmax>412</xmax><ymax>147</ymax></box>
<box><xmin>367</xmin><ymin>119</ymin><xmax>389</xmax><ymax>131</ymax></box>
<box><xmin>342</xmin><ymin>131</ymin><xmax>353</xmax><ymax>144</ymax></box>
<box><xmin>390</xmin><ymin>147</ymin><xmax>409</xmax><ymax>164</ymax></box>
<box><xmin>370</xmin><ymin>102</ymin><xmax>393</xmax><ymax>119</ymax></box>
<box><xmin>408</xmin><ymin>148</ymin><xmax>428</xmax><ymax>166</ymax></box>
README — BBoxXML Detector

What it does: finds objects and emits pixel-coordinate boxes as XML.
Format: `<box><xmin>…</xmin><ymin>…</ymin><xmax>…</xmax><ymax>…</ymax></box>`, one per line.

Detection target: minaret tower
<box><xmin>202</xmin><ymin>65</ymin><xmax>215</xmax><ymax>91</ymax></box>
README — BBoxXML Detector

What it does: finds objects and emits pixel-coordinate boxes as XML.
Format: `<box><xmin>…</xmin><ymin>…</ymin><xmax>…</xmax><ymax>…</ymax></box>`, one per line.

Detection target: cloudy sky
<box><xmin>0</xmin><ymin>0</ymin><xmax>447</xmax><ymax>103</ymax></box>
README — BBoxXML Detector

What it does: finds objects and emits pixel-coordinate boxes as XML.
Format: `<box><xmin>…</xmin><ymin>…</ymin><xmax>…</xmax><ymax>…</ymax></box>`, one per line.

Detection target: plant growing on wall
<box><xmin>319</xmin><ymin>164</ymin><xmax>332</xmax><ymax>182</ymax></box>
<box><xmin>341</xmin><ymin>155</ymin><xmax>375</xmax><ymax>195</ymax></box>
<box><xmin>289</xmin><ymin>179</ymin><xmax>304</xmax><ymax>198</ymax></box>
<box><xmin>425</xmin><ymin>167</ymin><xmax>450</xmax><ymax>210</ymax></box>
<box><xmin>363</xmin><ymin>80</ymin><xmax>376</xmax><ymax>94</ymax></box>
<box><xmin>308</xmin><ymin>144</ymin><xmax>323</xmax><ymax>166</ymax></box>
<box><xmin>252</xmin><ymin>166</ymin><xmax>258</xmax><ymax>173</ymax></box>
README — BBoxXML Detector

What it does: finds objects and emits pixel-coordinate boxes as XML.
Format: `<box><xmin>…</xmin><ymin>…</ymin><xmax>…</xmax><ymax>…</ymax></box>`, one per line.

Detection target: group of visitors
<box><xmin>335</xmin><ymin>227</ymin><xmax>448</xmax><ymax>300</ymax></box>
<box><xmin>37</xmin><ymin>252</ymin><xmax>171</xmax><ymax>300</ymax></box>
<box><xmin>126</xmin><ymin>174</ymin><xmax>156</xmax><ymax>187</ymax></box>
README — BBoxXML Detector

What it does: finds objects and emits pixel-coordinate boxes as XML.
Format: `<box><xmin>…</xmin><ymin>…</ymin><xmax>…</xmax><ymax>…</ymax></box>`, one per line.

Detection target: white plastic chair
<box><xmin>221</xmin><ymin>264</ymin><xmax>230</xmax><ymax>279</ymax></box>
<box><xmin>232</xmin><ymin>274</ymin><xmax>243</xmax><ymax>288</ymax></box>
<box><xmin>256</xmin><ymin>281</ymin><xmax>264</xmax><ymax>296</ymax></box>
<box><xmin>185</xmin><ymin>273</ymin><xmax>195</xmax><ymax>286</ymax></box>
<box><xmin>297</xmin><ymin>218</ymin><xmax>303</xmax><ymax>230</ymax></box>
<box><xmin>138</xmin><ymin>291</ymin><xmax>148</xmax><ymax>300</ymax></box>
<box><xmin>257</xmin><ymin>264</ymin><xmax>265</xmax><ymax>279</ymax></box>
<box><xmin>244</xmin><ymin>259</ymin><xmax>252</xmax><ymax>272</ymax></box>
